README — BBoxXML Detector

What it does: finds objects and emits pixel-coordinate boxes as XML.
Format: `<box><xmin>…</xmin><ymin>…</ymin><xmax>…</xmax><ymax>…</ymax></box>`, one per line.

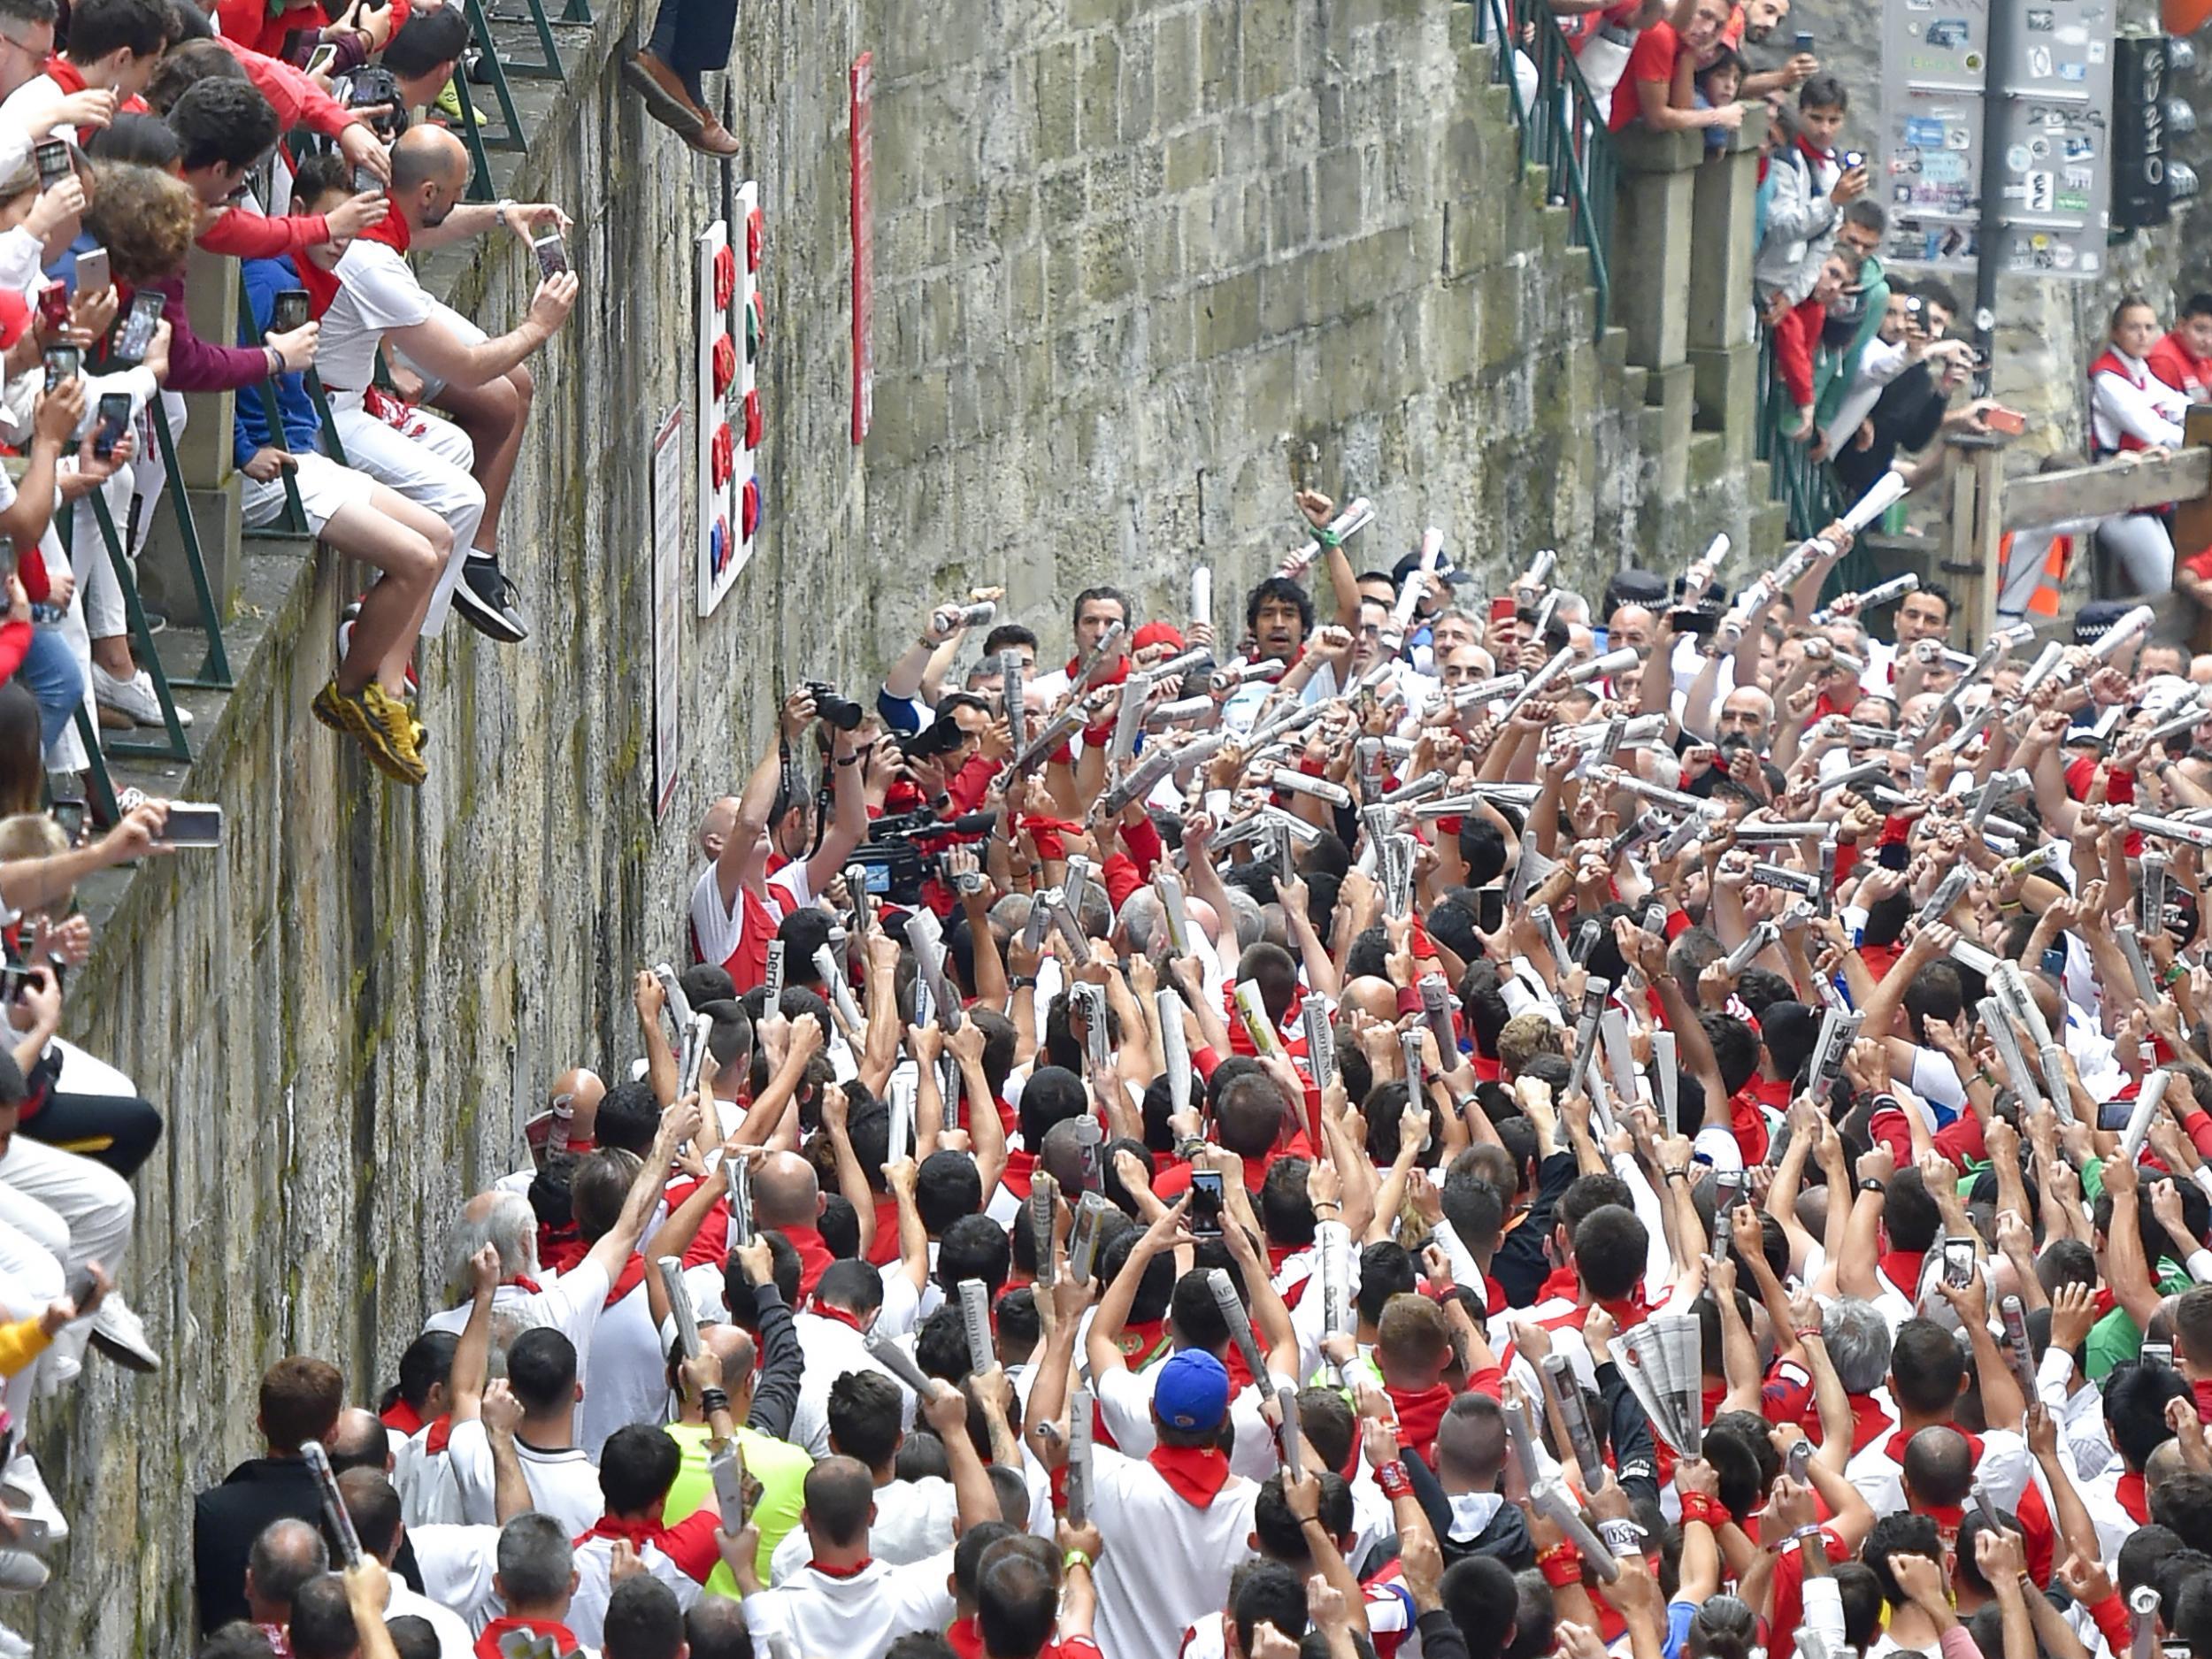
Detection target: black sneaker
<box><xmin>450</xmin><ymin>554</ymin><xmax>530</xmax><ymax>643</ymax></box>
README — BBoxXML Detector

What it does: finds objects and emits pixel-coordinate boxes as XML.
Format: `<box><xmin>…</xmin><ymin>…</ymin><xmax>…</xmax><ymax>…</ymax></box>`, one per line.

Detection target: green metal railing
<box><xmin>1756</xmin><ymin>329</ymin><xmax>1841</xmax><ymax>539</ymax></box>
<box><xmin>1470</xmin><ymin>0</ymin><xmax>1617</xmax><ymax>339</ymax></box>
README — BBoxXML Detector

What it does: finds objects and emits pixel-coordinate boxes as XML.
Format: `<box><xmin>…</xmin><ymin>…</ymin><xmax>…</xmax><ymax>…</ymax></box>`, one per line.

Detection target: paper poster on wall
<box><xmin>695</xmin><ymin>185</ymin><xmax>764</xmax><ymax>615</ymax></box>
<box><xmin>651</xmin><ymin>405</ymin><xmax>684</xmax><ymax>819</ymax></box>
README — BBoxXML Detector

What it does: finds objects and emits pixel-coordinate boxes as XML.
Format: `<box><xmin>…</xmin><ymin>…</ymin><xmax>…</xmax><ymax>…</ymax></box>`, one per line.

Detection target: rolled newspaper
<box><xmin>1731</xmin><ymin>821</ymin><xmax>1832</xmax><ymax>843</ymax></box>
<box><xmin>1277</xmin><ymin>1384</ymin><xmax>1304</xmax><ymax>1479</ymax></box>
<box><xmin>763</xmin><ymin>940</ymin><xmax>787</xmax><ymax>1009</ymax></box>
<box><xmin>1159</xmin><ymin>988</ymin><xmax>1194</xmax><ymax>1118</ymax></box>
<box><xmin>652</xmin><ymin>963</ymin><xmax>694</xmax><ymax>1030</ymax></box>
<box><xmin>1233</xmin><ymin>980</ymin><xmax>1284</xmax><ymax>1057</ymax></box>
<box><xmin>303</xmin><ymin>1441</ymin><xmax>364</xmax><ymax>1568</ymax></box>
<box><xmin>1811</xmin><ymin>571</ymin><xmax>1918</xmax><ymax>625</ymax></box>
<box><xmin>2088</xmin><ymin>604</ymin><xmax>2158</xmax><ymax>663</ymax></box>
<box><xmin>887</xmin><ymin>1073</ymin><xmax>915</xmax><ymax>1164</ymax></box>
<box><xmin>1998</xmin><ymin>1294</ymin><xmax>2037</xmax><ymax>1400</ymax></box>
<box><xmin>1653</xmin><ymin>1030</ymin><xmax>1679</xmax><ymax>1133</ymax></box>
<box><xmin>1031</xmin><ymin>1175</ymin><xmax>1058</xmax><ymax>1286</ymax></box>
<box><xmin>1319</xmin><ymin>1220</ymin><xmax>1352</xmax><ymax>1343</ymax></box>
<box><xmin>816</xmin><ymin>945</ymin><xmax>864</xmax><ymax>1034</ymax></box>
<box><xmin>2129</xmin><ymin>811</ymin><xmax>2212</xmax><ymax>850</ymax></box>
<box><xmin>2115</xmin><ymin>923</ymin><xmax>2161</xmax><ymax>1002</ymax></box>
<box><xmin>1071</xmin><ymin>622</ymin><xmax>1128</xmax><ymax>695</ymax></box>
<box><xmin>1067</xmin><ymin>1386</ymin><xmax>1095</xmax><ymax>1524</ymax></box>
<box><xmin>2131</xmin><ymin>1586</ymin><xmax>2162</xmax><ymax>1659</ymax></box>
<box><xmin>1069</xmin><ymin>1191</ymin><xmax>1110</xmax><ymax>1281</ymax></box>
<box><xmin>1915</xmin><ymin>864</ymin><xmax>1973</xmax><ymax>928</ymax></box>
<box><xmin>2120</xmin><ymin>1067</ymin><xmax>2171</xmax><ymax>1164</ymax></box>
<box><xmin>904</xmin><ymin>908</ymin><xmax>965</xmax><ymax>1034</ymax></box>
<box><xmin>865</xmin><ymin>1329</ymin><xmax>947</xmax><ymax>1402</ymax></box>
<box><xmin>1001</xmin><ymin>651</ymin><xmax>1026</xmax><ymax>733</ymax></box>
<box><xmin>1302</xmin><ymin>996</ymin><xmax>1338</xmax><ymax>1094</ymax></box>
<box><xmin>657</xmin><ymin>1256</ymin><xmax>701</xmax><ymax>1359</ymax></box>
<box><xmin>1206</xmin><ymin>1267</ymin><xmax>1271</xmax><ymax>1386</ymax></box>
<box><xmin>1071</xmin><ymin>1115</ymin><xmax>1104</xmax><ymax>1194</ymax></box>
<box><xmin>726</xmin><ymin>1153</ymin><xmax>754</xmax><ymax>1245</ymax></box>
<box><xmin>1193</xmin><ymin>566</ymin><xmax>1212</xmax><ymax>633</ymax></box>
<box><xmin>1722</xmin><ymin>923</ymin><xmax>1780</xmax><ymax>977</ymax></box>
<box><xmin>2016</xmin><ymin>640</ymin><xmax>2068</xmax><ymax>700</ymax></box>
<box><xmin>1440</xmin><ymin>672</ymin><xmax>1529</xmax><ymax>711</ymax></box>
<box><xmin>1747</xmin><ymin>863</ymin><xmax>1818</xmax><ymax>896</ymax></box>
<box><xmin>1156</xmin><ymin>867</ymin><xmax>1194</xmax><ymax>956</ymax></box>
<box><xmin>1976</xmin><ymin>996</ymin><xmax>2040</xmax><ymax>1109</ymax></box>
<box><xmin>958</xmin><ymin>1278</ymin><xmax>995</xmax><ymax>1374</ymax></box>
<box><xmin>1266</xmin><ymin>767</ymin><xmax>1354</xmax><ymax>808</ymax></box>
<box><xmin>1381</xmin><ymin>770</ymin><xmax>1449</xmax><ymax>807</ymax></box>
<box><xmin>2143</xmin><ymin>850</ymin><xmax>2173</xmax><ymax>936</ymax></box>
<box><xmin>1211</xmin><ymin>657</ymin><xmax>1288</xmax><ymax>694</ymax></box>
<box><xmin>1401</xmin><ymin>1027</ymin><xmax>1427</xmax><ymax>1110</ymax></box>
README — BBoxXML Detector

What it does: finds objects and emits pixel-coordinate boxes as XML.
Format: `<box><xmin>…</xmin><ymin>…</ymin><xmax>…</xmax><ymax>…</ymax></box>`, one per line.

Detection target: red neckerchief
<box><xmin>421</xmin><ymin>1413</ymin><xmax>453</xmax><ymax>1456</ymax></box>
<box><xmin>356</xmin><ymin>202</ymin><xmax>411</xmax><ymax>255</ymax></box>
<box><xmin>773</xmin><ymin>1223</ymin><xmax>836</xmax><ymax>1300</ymax></box>
<box><xmin>1877</xmin><ymin>1249</ymin><xmax>1924</xmax><ymax>1300</ymax></box>
<box><xmin>1883</xmin><ymin>1425</ymin><xmax>1979</xmax><ymax>1464</ymax></box>
<box><xmin>1534</xmin><ymin>1263</ymin><xmax>1580</xmax><ymax>1304</ymax></box>
<box><xmin>1794</xmin><ymin>133</ymin><xmax>1836</xmax><ymax>170</ymax></box>
<box><xmin>507</xmin><ymin>1275</ymin><xmax>544</xmax><ymax>1294</ymax></box>
<box><xmin>296</xmin><ymin>252</ymin><xmax>341</xmax><ymax>320</ymax></box>
<box><xmin>999</xmin><ymin>1146</ymin><xmax>1038</xmax><ymax>1201</ymax></box>
<box><xmin>1118</xmin><ymin>1317</ymin><xmax>1172</xmax><ymax>1367</ymax></box>
<box><xmin>42</xmin><ymin>56</ymin><xmax>82</xmax><ymax>93</ymax></box>
<box><xmin>946</xmin><ymin>1616</ymin><xmax>985</xmax><ymax>1659</ymax></box>
<box><xmin>808</xmin><ymin>1300</ymin><xmax>867</xmax><ymax>1333</ymax></box>
<box><xmin>1484</xmin><ymin>1274</ymin><xmax>1506</xmax><ymax>1317</ymax></box>
<box><xmin>1148</xmin><ymin>1444</ymin><xmax>1233</xmax><ymax>1507</ymax></box>
<box><xmin>537</xmin><ymin>1226</ymin><xmax>586</xmax><ymax>1275</ymax></box>
<box><xmin>1842</xmin><ymin>1391</ymin><xmax>1894</xmax><ymax>1455</ymax></box>
<box><xmin>2118</xmin><ymin>1470</ymin><xmax>2149</xmax><ymax>1523</ymax></box>
<box><xmin>475</xmin><ymin>1618</ymin><xmax>580</xmax><ymax>1659</ymax></box>
<box><xmin>256</xmin><ymin>1624</ymin><xmax>295</xmax><ymax>1659</ymax></box>
<box><xmin>1386</xmin><ymin>1382</ymin><xmax>1454</xmax><ymax>1462</ymax></box>
<box><xmin>604</xmin><ymin>1252</ymin><xmax>649</xmax><ymax>1309</ymax></box>
<box><xmin>1062</xmin><ymin>650</ymin><xmax>1131</xmax><ymax>687</ymax></box>
<box><xmin>2194</xmin><ymin>1378</ymin><xmax>2212</xmax><ymax>1425</ymax></box>
<box><xmin>380</xmin><ymin>1400</ymin><xmax>423</xmax><ymax>1435</ymax></box>
<box><xmin>807</xmin><ymin>1556</ymin><xmax>875</xmax><ymax>1578</ymax></box>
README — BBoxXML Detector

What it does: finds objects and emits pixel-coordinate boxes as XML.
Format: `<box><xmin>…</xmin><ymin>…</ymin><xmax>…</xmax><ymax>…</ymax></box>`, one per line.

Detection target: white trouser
<box><xmin>0</xmin><ymin>1183</ymin><xmax>67</xmax><ymax>1418</ymax></box>
<box><xmin>327</xmin><ymin>403</ymin><xmax>483</xmax><ymax>636</ymax></box>
<box><xmin>2098</xmin><ymin>511</ymin><xmax>2175</xmax><ymax>595</ymax></box>
<box><xmin>76</xmin><ymin>392</ymin><xmax>183</xmax><ymax>644</ymax></box>
<box><xmin>0</xmin><ymin>1133</ymin><xmax>133</xmax><ymax>1386</ymax></box>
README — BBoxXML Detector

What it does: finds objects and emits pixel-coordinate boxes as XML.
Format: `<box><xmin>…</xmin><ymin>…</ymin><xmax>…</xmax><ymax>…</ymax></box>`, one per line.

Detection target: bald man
<box><xmin>664</xmin><ymin>1297</ymin><xmax>812</xmax><ymax>1590</ymax></box>
<box><xmin>244</xmin><ymin>1517</ymin><xmax>327</xmax><ymax>1640</ymax></box>
<box><xmin>754</xmin><ymin>1151</ymin><xmax>833</xmax><ymax>1298</ymax></box>
<box><xmin>1716</xmin><ymin>685</ymin><xmax>1774</xmax><ymax>749</ymax></box>
<box><xmin>303</xmin><ymin>126</ymin><xmax>578</xmax><ymax>652</ymax></box>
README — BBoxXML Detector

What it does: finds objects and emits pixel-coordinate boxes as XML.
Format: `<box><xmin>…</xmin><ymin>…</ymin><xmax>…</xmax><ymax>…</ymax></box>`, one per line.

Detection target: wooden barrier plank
<box><xmin>2002</xmin><ymin>444</ymin><xmax>2212</xmax><ymax>531</ymax></box>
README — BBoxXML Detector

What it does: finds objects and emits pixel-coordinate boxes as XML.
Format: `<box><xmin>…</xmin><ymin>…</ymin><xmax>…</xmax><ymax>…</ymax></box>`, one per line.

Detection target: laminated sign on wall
<box><xmin>695</xmin><ymin>183</ymin><xmax>764</xmax><ymax>615</ymax></box>
<box><xmin>1879</xmin><ymin>0</ymin><xmax>2115</xmax><ymax>280</ymax></box>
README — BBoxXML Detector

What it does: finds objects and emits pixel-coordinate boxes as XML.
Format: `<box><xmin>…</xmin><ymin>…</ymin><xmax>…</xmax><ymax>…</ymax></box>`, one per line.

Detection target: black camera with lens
<box><xmin>804</xmin><ymin>681</ymin><xmax>864</xmax><ymax>731</ymax></box>
<box><xmin>343</xmin><ymin>66</ymin><xmax>409</xmax><ymax>139</ymax></box>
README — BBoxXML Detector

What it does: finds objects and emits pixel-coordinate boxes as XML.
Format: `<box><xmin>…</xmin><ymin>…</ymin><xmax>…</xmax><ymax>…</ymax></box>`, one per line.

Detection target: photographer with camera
<box><xmin>690</xmin><ymin>687</ymin><xmax>868</xmax><ymax>995</ymax></box>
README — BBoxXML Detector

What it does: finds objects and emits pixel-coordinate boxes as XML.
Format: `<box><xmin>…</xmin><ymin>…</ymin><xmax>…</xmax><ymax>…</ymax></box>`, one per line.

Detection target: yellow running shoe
<box><xmin>350</xmin><ymin>683</ymin><xmax>427</xmax><ymax>786</ymax></box>
<box><xmin>311</xmin><ymin>677</ymin><xmax>363</xmax><ymax>736</ymax></box>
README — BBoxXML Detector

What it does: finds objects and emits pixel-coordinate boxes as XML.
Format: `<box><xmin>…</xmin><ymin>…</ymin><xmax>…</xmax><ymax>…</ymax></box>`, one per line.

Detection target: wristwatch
<box><xmin>1858</xmin><ymin>1178</ymin><xmax>1885</xmax><ymax>1194</ymax></box>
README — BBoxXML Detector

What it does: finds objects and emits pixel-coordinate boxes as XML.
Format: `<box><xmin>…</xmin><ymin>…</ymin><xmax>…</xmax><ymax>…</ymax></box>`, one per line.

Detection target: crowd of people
<box><xmin>140</xmin><ymin>441</ymin><xmax>2212</xmax><ymax>1659</ymax></box>
<box><xmin>1578</xmin><ymin>0</ymin><xmax>2212</xmax><ymax>625</ymax></box>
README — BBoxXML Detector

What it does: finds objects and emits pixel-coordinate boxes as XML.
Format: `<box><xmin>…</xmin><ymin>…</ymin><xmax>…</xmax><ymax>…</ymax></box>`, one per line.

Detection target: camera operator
<box><xmin>690</xmin><ymin>688</ymin><xmax>867</xmax><ymax>994</ymax></box>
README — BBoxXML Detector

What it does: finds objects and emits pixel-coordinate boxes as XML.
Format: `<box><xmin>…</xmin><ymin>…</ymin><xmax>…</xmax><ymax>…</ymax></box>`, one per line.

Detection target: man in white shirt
<box><xmin>768</xmin><ymin>1368</ymin><xmax>946</xmax><ymax>1583</ymax></box>
<box><xmin>788</xmin><ymin>1261</ymin><xmax>911</xmax><ymax>1459</ymax></box>
<box><xmin>1024</xmin><ymin>585</ymin><xmax>1129</xmax><ymax>711</ymax></box>
<box><xmin>735</xmin><ymin>1371</ymin><xmax>1002</xmax><ymax>1659</ymax></box>
<box><xmin>337</xmin><ymin>1468</ymin><xmax>474</xmax><ymax>1658</ymax></box>
<box><xmin>1088</xmin><ymin>1348</ymin><xmax>1263</xmax><ymax>1659</ymax></box>
<box><xmin>296</xmin><ymin>130</ymin><xmax>576</xmax><ymax>646</ymax></box>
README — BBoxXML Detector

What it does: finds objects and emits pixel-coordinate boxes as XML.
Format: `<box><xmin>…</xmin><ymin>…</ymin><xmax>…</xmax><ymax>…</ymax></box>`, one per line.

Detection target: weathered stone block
<box><xmin>1687</xmin><ymin>341</ymin><xmax>1760</xmax><ymax>443</ymax></box>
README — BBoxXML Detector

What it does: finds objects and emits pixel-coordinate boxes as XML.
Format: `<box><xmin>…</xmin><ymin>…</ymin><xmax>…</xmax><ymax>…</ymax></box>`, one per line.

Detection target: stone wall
<box><xmin>35</xmin><ymin>0</ymin><xmax>1774</xmax><ymax>1647</ymax></box>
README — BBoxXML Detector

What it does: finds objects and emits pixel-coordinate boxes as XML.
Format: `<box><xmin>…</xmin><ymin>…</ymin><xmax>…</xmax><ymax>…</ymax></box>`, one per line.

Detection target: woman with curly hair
<box><xmin>73</xmin><ymin>159</ymin><xmax>317</xmax><ymax>733</ymax></box>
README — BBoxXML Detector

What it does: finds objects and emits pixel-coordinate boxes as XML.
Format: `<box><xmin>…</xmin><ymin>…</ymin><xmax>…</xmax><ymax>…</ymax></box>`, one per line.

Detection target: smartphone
<box><xmin>1189</xmin><ymin>1168</ymin><xmax>1225</xmax><ymax>1239</ymax></box>
<box><xmin>352</xmin><ymin>161</ymin><xmax>382</xmax><ymax>196</ymax></box>
<box><xmin>531</xmin><ymin>231</ymin><xmax>568</xmax><ymax>279</ymax></box>
<box><xmin>152</xmin><ymin>802</ymin><xmax>222</xmax><ymax>848</ymax></box>
<box><xmin>1794</xmin><ymin>30</ymin><xmax>1814</xmax><ymax>50</ymax></box>
<box><xmin>111</xmin><ymin>291</ymin><xmax>165</xmax><ymax>365</ymax></box>
<box><xmin>32</xmin><ymin>137</ymin><xmax>67</xmax><ymax>188</ymax></box>
<box><xmin>1488</xmin><ymin>595</ymin><xmax>1517</xmax><ymax>626</ymax></box>
<box><xmin>35</xmin><ymin>280</ymin><xmax>66</xmax><ymax>335</ymax></box>
<box><xmin>2145</xmin><ymin>1341</ymin><xmax>2176</xmax><ymax>1369</ymax></box>
<box><xmin>1670</xmin><ymin>608</ymin><xmax>1717</xmax><ymax>638</ymax></box>
<box><xmin>305</xmin><ymin>41</ymin><xmax>339</xmax><ymax>77</ymax></box>
<box><xmin>1982</xmin><ymin>406</ymin><xmax>2026</xmax><ymax>436</ymax></box>
<box><xmin>270</xmin><ymin>288</ymin><xmax>311</xmax><ymax>335</ymax></box>
<box><xmin>74</xmin><ymin>247</ymin><xmax>109</xmax><ymax>298</ymax></box>
<box><xmin>0</xmin><ymin>965</ymin><xmax>28</xmax><ymax>1005</ymax></box>
<box><xmin>49</xmin><ymin>799</ymin><xmax>84</xmax><ymax>845</ymax></box>
<box><xmin>1942</xmin><ymin>1234</ymin><xmax>1974</xmax><ymax>1287</ymax></box>
<box><xmin>90</xmin><ymin>391</ymin><xmax>129</xmax><ymax>460</ymax></box>
<box><xmin>41</xmin><ymin>345</ymin><xmax>76</xmax><ymax>392</ymax></box>
<box><xmin>62</xmin><ymin>1265</ymin><xmax>96</xmax><ymax>1310</ymax></box>
<box><xmin>1474</xmin><ymin>887</ymin><xmax>1506</xmax><ymax>933</ymax></box>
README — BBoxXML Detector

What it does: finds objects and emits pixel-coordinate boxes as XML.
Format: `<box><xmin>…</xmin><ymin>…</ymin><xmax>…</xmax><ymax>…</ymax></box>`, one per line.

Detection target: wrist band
<box><xmin>698</xmin><ymin>1386</ymin><xmax>730</xmax><ymax>1416</ymax></box>
<box><xmin>1375</xmin><ymin>1460</ymin><xmax>1412</xmax><ymax>1500</ymax></box>
<box><xmin>1793</xmin><ymin>1523</ymin><xmax>1822</xmax><ymax>1540</ymax></box>
<box><xmin>1678</xmin><ymin>1492</ymin><xmax>1724</xmax><ymax>1528</ymax></box>
<box><xmin>1315</xmin><ymin>526</ymin><xmax>1342</xmax><ymax>549</ymax></box>
<box><xmin>1537</xmin><ymin>1541</ymin><xmax>1584</xmax><ymax>1587</ymax></box>
<box><xmin>1793</xmin><ymin>1327</ymin><xmax>1824</xmax><ymax>1341</ymax></box>
<box><xmin>1063</xmin><ymin>1548</ymin><xmax>1093</xmax><ymax>1571</ymax></box>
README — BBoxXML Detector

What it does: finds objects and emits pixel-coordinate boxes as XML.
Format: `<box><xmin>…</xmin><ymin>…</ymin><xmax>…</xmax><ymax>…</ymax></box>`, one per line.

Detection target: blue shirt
<box><xmin>232</xmin><ymin>255</ymin><xmax>321</xmax><ymax>466</ymax></box>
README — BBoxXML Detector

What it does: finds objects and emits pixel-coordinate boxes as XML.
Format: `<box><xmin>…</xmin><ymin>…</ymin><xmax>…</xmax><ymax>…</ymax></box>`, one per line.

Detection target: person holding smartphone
<box><xmin>295</xmin><ymin>129</ymin><xmax>576</xmax><ymax>648</ymax></box>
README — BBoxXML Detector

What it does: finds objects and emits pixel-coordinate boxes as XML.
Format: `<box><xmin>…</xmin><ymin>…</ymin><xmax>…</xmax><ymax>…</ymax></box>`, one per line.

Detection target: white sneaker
<box><xmin>0</xmin><ymin>1616</ymin><xmax>34</xmax><ymax>1651</ymax></box>
<box><xmin>1</xmin><ymin>1455</ymin><xmax>63</xmax><ymax>1546</ymax></box>
<box><xmin>0</xmin><ymin>1549</ymin><xmax>45</xmax><ymax>1594</ymax></box>
<box><xmin>89</xmin><ymin>1296</ymin><xmax>158</xmax><ymax>1373</ymax></box>
<box><xmin>90</xmin><ymin>664</ymin><xmax>190</xmax><ymax>729</ymax></box>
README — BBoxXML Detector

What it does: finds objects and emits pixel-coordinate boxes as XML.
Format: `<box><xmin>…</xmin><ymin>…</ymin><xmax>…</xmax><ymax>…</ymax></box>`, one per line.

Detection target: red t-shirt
<box><xmin>2150</xmin><ymin>332</ymin><xmax>2212</xmax><ymax>402</ymax></box>
<box><xmin>1609</xmin><ymin>22</ymin><xmax>1680</xmax><ymax>133</ymax></box>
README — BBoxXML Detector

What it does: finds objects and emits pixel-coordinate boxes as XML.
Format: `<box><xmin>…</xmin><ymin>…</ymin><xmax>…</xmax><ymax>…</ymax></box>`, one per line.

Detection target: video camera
<box><xmin>342</xmin><ymin>66</ymin><xmax>409</xmax><ymax>139</ymax></box>
<box><xmin>848</xmin><ymin>808</ymin><xmax>995</xmax><ymax>907</ymax></box>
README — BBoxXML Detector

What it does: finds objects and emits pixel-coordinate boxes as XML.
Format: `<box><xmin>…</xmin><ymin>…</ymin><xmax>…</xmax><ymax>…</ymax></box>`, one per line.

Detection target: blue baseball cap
<box><xmin>1153</xmin><ymin>1349</ymin><xmax>1231</xmax><ymax>1432</ymax></box>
